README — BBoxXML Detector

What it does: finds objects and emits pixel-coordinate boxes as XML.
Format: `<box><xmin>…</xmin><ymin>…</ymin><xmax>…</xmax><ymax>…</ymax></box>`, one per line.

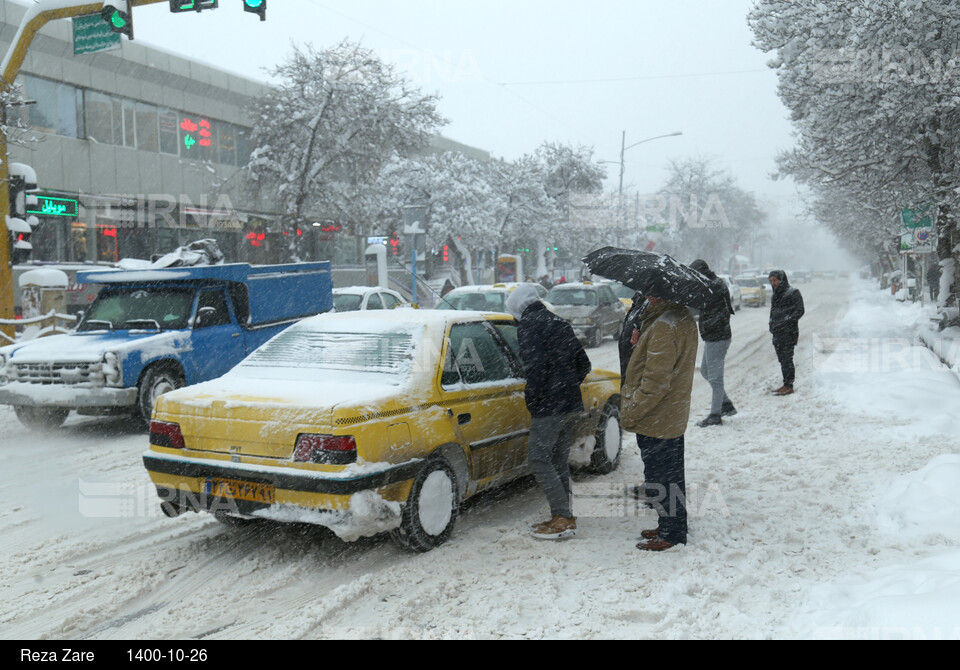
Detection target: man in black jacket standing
<box><xmin>506</xmin><ymin>283</ymin><xmax>592</xmax><ymax>540</ymax></box>
<box><xmin>689</xmin><ymin>260</ymin><xmax>736</xmax><ymax>425</ymax></box>
<box><xmin>768</xmin><ymin>270</ymin><xmax>805</xmax><ymax>396</ymax></box>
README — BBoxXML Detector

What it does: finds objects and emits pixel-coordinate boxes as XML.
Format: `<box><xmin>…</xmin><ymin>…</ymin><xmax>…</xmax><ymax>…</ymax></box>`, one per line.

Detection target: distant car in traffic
<box><xmin>717</xmin><ymin>274</ymin><xmax>742</xmax><ymax>311</ymax></box>
<box><xmin>434</xmin><ymin>283</ymin><xmax>546</xmax><ymax>313</ymax></box>
<box><xmin>613</xmin><ymin>283</ymin><xmax>639</xmax><ymax>310</ymax></box>
<box><xmin>545</xmin><ymin>281</ymin><xmax>625</xmax><ymax>348</ymax></box>
<box><xmin>332</xmin><ymin>286</ymin><xmax>409</xmax><ymax>312</ymax></box>
<box><xmin>734</xmin><ymin>275</ymin><xmax>767</xmax><ymax>307</ymax></box>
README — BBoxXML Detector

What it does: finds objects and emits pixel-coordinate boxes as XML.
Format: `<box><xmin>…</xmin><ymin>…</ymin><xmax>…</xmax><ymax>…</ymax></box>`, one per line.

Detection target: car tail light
<box><xmin>293</xmin><ymin>434</ymin><xmax>357</xmax><ymax>464</ymax></box>
<box><xmin>150</xmin><ymin>420</ymin><xmax>185</xmax><ymax>449</ymax></box>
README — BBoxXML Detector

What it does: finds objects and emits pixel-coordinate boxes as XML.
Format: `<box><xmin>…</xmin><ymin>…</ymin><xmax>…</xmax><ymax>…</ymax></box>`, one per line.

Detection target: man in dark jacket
<box><xmin>506</xmin><ymin>283</ymin><xmax>591</xmax><ymax>540</ymax></box>
<box><xmin>768</xmin><ymin>270</ymin><xmax>805</xmax><ymax>395</ymax></box>
<box><xmin>689</xmin><ymin>260</ymin><xmax>736</xmax><ymax>425</ymax></box>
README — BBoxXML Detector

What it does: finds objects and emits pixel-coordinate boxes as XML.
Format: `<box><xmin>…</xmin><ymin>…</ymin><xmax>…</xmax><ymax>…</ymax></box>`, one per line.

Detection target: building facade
<box><xmin>1</xmin><ymin>1</ymin><xmax>489</xmax><ymax>272</ymax></box>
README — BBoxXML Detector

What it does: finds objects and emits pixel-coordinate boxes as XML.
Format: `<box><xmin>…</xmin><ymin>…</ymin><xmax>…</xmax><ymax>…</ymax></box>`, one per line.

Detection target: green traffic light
<box><xmin>110</xmin><ymin>12</ymin><xmax>128</xmax><ymax>29</ymax></box>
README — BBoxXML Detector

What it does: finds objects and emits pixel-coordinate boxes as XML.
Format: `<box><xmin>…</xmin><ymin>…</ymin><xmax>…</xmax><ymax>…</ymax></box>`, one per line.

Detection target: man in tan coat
<box><xmin>621</xmin><ymin>296</ymin><xmax>698</xmax><ymax>551</ymax></box>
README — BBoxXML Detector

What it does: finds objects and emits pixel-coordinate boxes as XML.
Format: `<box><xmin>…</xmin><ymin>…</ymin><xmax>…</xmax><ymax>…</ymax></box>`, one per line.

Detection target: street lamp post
<box><xmin>599</xmin><ymin>131</ymin><xmax>682</xmax><ymax>245</ymax></box>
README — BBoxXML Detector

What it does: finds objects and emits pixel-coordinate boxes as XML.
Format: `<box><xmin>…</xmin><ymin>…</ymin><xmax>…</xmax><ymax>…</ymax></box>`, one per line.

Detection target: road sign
<box><xmin>73</xmin><ymin>14</ymin><xmax>121</xmax><ymax>55</ymax></box>
<box><xmin>900</xmin><ymin>205</ymin><xmax>936</xmax><ymax>254</ymax></box>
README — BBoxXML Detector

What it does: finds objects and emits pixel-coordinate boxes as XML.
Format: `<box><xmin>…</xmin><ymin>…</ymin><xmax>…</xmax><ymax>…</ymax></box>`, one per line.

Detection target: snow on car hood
<box><xmin>3</xmin><ymin>330</ymin><xmax>190</xmax><ymax>364</ymax></box>
<box><xmin>546</xmin><ymin>304</ymin><xmax>597</xmax><ymax>319</ymax></box>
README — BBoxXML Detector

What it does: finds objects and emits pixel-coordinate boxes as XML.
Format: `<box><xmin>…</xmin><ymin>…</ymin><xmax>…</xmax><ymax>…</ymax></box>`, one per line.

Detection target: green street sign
<box><xmin>27</xmin><ymin>196</ymin><xmax>79</xmax><ymax>218</ymax></box>
<box><xmin>900</xmin><ymin>205</ymin><xmax>935</xmax><ymax>254</ymax></box>
<box><xmin>73</xmin><ymin>14</ymin><xmax>121</xmax><ymax>56</ymax></box>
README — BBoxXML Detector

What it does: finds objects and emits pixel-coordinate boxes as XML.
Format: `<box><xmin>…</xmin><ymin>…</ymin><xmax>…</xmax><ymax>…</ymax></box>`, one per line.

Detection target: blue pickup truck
<box><xmin>0</xmin><ymin>262</ymin><xmax>333</xmax><ymax>429</ymax></box>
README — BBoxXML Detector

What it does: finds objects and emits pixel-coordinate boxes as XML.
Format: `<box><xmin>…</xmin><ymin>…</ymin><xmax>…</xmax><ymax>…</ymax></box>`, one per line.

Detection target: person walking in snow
<box><xmin>621</xmin><ymin>294</ymin><xmax>698</xmax><ymax>551</ymax></box>
<box><xmin>768</xmin><ymin>270</ymin><xmax>805</xmax><ymax>396</ymax></box>
<box><xmin>506</xmin><ymin>283</ymin><xmax>592</xmax><ymax>540</ymax></box>
<box><xmin>689</xmin><ymin>260</ymin><xmax>736</xmax><ymax>426</ymax></box>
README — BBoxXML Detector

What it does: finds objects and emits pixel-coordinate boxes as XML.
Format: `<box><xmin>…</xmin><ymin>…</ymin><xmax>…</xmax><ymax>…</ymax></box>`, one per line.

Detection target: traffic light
<box><xmin>8</xmin><ymin>164</ymin><xmax>39</xmax><ymax>265</ymax></box>
<box><xmin>243</xmin><ymin>0</ymin><xmax>266</xmax><ymax>21</ymax></box>
<box><xmin>101</xmin><ymin>1</ymin><xmax>133</xmax><ymax>40</ymax></box>
<box><xmin>169</xmin><ymin>0</ymin><xmax>219</xmax><ymax>11</ymax></box>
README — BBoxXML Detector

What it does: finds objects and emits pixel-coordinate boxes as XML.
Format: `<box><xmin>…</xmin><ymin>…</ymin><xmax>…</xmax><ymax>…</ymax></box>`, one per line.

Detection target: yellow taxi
<box><xmin>142</xmin><ymin>309</ymin><xmax>622</xmax><ymax>551</ymax></box>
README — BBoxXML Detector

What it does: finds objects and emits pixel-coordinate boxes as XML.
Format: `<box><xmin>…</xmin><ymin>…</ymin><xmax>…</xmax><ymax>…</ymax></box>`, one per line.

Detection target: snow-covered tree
<box><xmin>749</xmin><ymin>0</ymin><xmax>960</xmax><ymax>303</ymax></box>
<box><xmin>651</xmin><ymin>158</ymin><xmax>767</xmax><ymax>268</ymax></box>
<box><xmin>245</xmin><ymin>40</ymin><xmax>445</xmax><ymax>260</ymax></box>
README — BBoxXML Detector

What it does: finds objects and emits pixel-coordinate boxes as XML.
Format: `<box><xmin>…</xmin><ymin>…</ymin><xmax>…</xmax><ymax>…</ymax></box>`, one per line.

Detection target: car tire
<box><xmin>588</xmin><ymin>327</ymin><xmax>603</xmax><ymax>348</ymax></box>
<box><xmin>137</xmin><ymin>364</ymin><xmax>184</xmax><ymax>427</ymax></box>
<box><xmin>391</xmin><ymin>458</ymin><xmax>459</xmax><ymax>552</ymax></box>
<box><xmin>13</xmin><ymin>406</ymin><xmax>69</xmax><ymax>430</ymax></box>
<box><xmin>588</xmin><ymin>401</ymin><xmax>622</xmax><ymax>474</ymax></box>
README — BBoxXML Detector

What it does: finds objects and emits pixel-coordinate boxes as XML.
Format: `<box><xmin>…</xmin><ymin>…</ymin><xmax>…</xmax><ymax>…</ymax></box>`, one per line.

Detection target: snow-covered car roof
<box><xmin>333</xmin><ymin>285</ymin><xmax>399</xmax><ymax>296</ymax></box>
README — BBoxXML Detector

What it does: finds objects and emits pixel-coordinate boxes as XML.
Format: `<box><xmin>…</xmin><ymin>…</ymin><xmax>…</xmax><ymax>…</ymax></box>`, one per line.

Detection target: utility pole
<box><xmin>0</xmin><ymin>1</ymin><xmax>173</xmax><ymax>342</ymax></box>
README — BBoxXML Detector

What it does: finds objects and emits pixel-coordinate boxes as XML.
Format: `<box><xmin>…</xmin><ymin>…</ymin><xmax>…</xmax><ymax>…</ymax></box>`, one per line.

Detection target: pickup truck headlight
<box><xmin>571</xmin><ymin>317</ymin><xmax>594</xmax><ymax>326</ymax></box>
<box><xmin>103</xmin><ymin>352</ymin><xmax>122</xmax><ymax>387</ymax></box>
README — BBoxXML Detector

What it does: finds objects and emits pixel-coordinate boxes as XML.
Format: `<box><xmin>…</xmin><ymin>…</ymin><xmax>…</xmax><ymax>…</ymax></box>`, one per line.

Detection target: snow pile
<box><xmin>793</xmin><ymin>281</ymin><xmax>960</xmax><ymax>639</ymax></box>
<box><xmin>875</xmin><ymin>454</ymin><xmax>960</xmax><ymax>538</ymax></box>
<box><xmin>118</xmin><ymin>239</ymin><xmax>224</xmax><ymax>270</ymax></box>
<box><xmin>801</xmin><ymin>549</ymin><xmax>960</xmax><ymax>640</ymax></box>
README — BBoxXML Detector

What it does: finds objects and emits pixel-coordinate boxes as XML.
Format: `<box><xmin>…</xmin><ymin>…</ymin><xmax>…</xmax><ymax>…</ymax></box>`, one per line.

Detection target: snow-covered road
<box><xmin>2</xmin><ymin>278</ymin><xmax>959</xmax><ymax>639</ymax></box>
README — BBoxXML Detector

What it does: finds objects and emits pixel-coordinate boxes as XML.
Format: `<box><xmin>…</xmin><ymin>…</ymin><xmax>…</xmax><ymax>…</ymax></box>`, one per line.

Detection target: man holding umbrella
<box><xmin>584</xmin><ymin>248</ymin><xmax>709</xmax><ymax>551</ymax></box>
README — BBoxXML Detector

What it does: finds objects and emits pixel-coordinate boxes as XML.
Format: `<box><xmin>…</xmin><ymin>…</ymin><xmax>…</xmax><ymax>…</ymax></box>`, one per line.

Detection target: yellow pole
<box><xmin>1</xmin><ymin>0</ymin><xmax>168</xmax><ymax>341</ymax></box>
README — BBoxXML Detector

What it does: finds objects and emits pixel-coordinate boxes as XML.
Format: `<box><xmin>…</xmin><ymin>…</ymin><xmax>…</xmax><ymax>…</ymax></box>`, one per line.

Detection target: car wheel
<box><xmin>588</xmin><ymin>401</ymin><xmax>622</xmax><ymax>474</ymax></box>
<box><xmin>137</xmin><ymin>364</ymin><xmax>184</xmax><ymax>427</ymax></box>
<box><xmin>588</xmin><ymin>327</ymin><xmax>603</xmax><ymax>348</ymax></box>
<box><xmin>13</xmin><ymin>406</ymin><xmax>69</xmax><ymax>430</ymax></box>
<box><xmin>391</xmin><ymin>458</ymin><xmax>459</xmax><ymax>552</ymax></box>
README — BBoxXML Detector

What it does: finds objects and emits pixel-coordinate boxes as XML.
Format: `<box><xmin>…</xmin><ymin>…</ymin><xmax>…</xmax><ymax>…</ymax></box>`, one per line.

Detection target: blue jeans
<box><xmin>700</xmin><ymin>339</ymin><xmax>731</xmax><ymax>415</ymax></box>
<box><xmin>636</xmin><ymin>433</ymin><xmax>687</xmax><ymax>544</ymax></box>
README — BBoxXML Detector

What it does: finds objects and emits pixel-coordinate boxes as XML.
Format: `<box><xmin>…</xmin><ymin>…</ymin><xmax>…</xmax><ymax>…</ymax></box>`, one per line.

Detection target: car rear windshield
<box><xmin>333</xmin><ymin>294</ymin><xmax>363</xmax><ymax>312</ymax></box>
<box><xmin>239</xmin><ymin>326</ymin><xmax>419</xmax><ymax>380</ymax></box>
<box><xmin>547</xmin><ymin>288</ymin><xmax>597</xmax><ymax>306</ymax></box>
<box><xmin>436</xmin><ymin>292</ymin><xmax>506</xmax><ymax>312</ymax></box>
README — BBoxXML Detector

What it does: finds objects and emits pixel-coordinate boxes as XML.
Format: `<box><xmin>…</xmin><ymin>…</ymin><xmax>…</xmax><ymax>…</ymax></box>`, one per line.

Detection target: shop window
<box><xmin>135</xmin><ymin>103</ymin><xmax>159</xmax><ymax>153</ymax></box>
<box><xmin>236</xmin><ymin>127</ymin><xmax>252</xmax><ymax>166</ymax></box>
<box><xmin>71</xmin><ymin>223</ymin><xmax>89</xmax><ymax>263</ymax></box>
<box><xmin>97</xmin><ymin>225</ymin><xmax>118</xmax><ymax>263</ymax></box>
<box><xmin>21</xmin><ymin>75</ymin><xmax>80</xmax><ymax>138</ymax></box>
<box><xmin>84</xmin><ymin>90</ymin><xmax>114</xmax><ymax>144</ymax></box>
<box><xmin>218</xmin><ymin>124</ymin><xmax>236</xmax><ymax>166</ymax></box>
<box><xmin>159</xmin><ymin>110</ymin><xmax>179</xmax><ymax>155</ymax></box>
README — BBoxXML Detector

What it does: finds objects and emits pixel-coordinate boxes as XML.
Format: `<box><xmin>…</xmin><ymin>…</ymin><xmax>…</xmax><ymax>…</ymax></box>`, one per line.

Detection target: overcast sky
<box><xmin>104</xmin><ymin>0</ymin><xmax>800</xmax><ymax>207</ymax></box>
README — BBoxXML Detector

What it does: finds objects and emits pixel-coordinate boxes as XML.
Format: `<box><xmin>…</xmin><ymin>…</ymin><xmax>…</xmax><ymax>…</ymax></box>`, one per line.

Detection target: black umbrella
<box><xmin>583</xmin><ymin>246</ymin><xmax>720</xmax><ymax>311</ymax></box>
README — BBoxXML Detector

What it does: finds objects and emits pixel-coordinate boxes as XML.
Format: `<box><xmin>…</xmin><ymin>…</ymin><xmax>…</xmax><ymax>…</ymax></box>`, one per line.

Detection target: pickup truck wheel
<box><xmin>13</xmin><ymin>406</ymin><xmax>69</xmax><ymax>430</ymax></box>
<box><xmin>137</xmin><ymin>366</ymin><xmax>184</xmax><ymax>426</ymax></box>
<box><xmin>588</xmin><ymin>401</ymin><xmax>622</xmax><ymax>474</ymax></box>
<box><xmin>391</xmin><ymin>458</ymin><xmax>459</xmax><ymax>552</ymax></box>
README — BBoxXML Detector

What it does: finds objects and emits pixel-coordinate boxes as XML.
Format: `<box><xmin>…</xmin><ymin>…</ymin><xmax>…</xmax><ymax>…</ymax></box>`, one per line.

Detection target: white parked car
<box><xmin>717</xmin><ymin>274</ymin><xmax>742</xmax><ymax>312</ymax></box>
<box><xmin>332</xmin><ymin>286</ymin><xmax>409</xmax><ymax>312</ymax></box>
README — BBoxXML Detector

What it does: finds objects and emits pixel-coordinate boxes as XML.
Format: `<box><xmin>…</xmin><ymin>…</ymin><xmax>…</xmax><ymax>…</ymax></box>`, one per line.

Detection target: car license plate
<box><xmin>206</xmin><ymin>477</ymin><xmax>275</xmax><ymax>504</ymax></box>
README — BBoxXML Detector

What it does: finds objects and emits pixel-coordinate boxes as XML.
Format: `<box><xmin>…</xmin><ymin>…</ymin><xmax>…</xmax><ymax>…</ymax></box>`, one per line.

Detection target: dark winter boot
<box><xmin>696</xmin><ymin>414</ymin><xmax>722</xmax><ymax>427</ymax></box>
<box><xmin>720</xmin><ymin>401</ymin><xmax>737</xmax><ymax>417</ymax></box>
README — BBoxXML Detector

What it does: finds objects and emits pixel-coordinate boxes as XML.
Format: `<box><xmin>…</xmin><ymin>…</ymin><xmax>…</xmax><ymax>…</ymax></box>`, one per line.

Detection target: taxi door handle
<box><xmin>457</xmin><ymin>413</ymin><xmax>471</xmax><ymax>425</ymax></box>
